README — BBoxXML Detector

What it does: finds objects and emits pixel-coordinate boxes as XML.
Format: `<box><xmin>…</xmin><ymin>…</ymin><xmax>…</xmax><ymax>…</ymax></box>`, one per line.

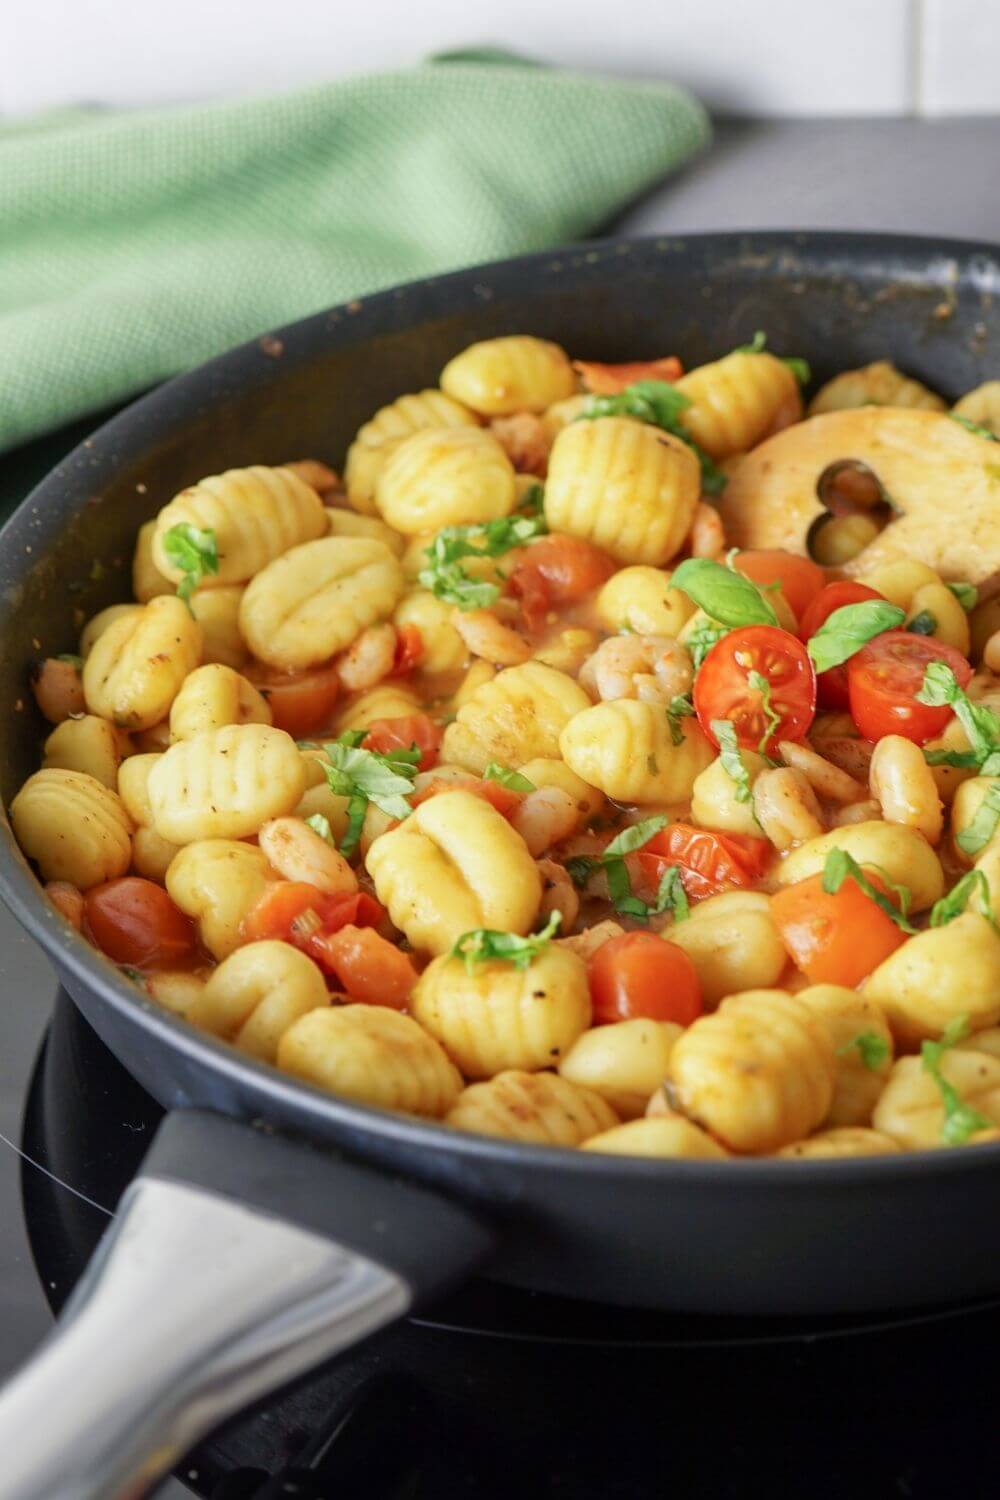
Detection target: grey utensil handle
<box><xmin>0</xmin><ymin>1111</ymin><xmax>491</xmax><ymax>1500</ymax></box>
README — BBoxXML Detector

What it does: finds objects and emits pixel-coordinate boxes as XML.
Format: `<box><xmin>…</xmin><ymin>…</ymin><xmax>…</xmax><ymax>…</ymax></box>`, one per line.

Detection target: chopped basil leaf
<box><xmin>577</xmin><ymin>380</ymin><xmax>727</xmax><ymax>495</ymax></box>
<box><xmin>917</xmin><ymin>662</ymin><xmax>1000</xmax><ymax>778</ymax></box>
<box><xmin>305</xmin><ymin>813</ymin><xmax>334</xmax><ymax>845</ymax></box>
<box><xmin>451</xmin><ymin>909</ymin><xmax>561</xmax><ymax>972</ymax></box>
<box><xmin>418</xmin><ymin>512</ymin><xmax>548</xmax><ymax>610</ymax></box>
<box><xmin>603</xmin><ymin>816</ymin><xmax>669</xmax><ymax>859</ymax></box>
<box><xmin>956</xmin><ymin>783</ymin><xmax>1000</xmax><ymax>857</ymax></box>
<box><xmin>517</xmin><ymin>483</ymin><xmax>545</xmax><ymax>517</ymax></box>
<box><xmin>671</xmin><ymin>558</ymin><xmax>779</xmax><ymax>629</ymax></box>
<box><xmin>316</xmin><ymin>735</ymin><xmax>420</xmax><ymax>857</ymax></box>
<box><xmin>805</xmin><ymin>600</ymin><xmax>905</xmax><ymax>673</ymax></box>
<box><xmin>733</xmin><ymin>331</ymin><xmax>810</xmax><ymax>385</ymax></box>
<box><xmin>483</xmin><ymin>762</ymin><xmax>536</xmax><ymax>793</ymax></box>
<box><xmin>564</xmin><ymin>817</ymin><xmax>668</xmax><ymax>921</ymax></box>
<box><xmin>921</xmin><ymin>1015</ymin><xmax>992</xmax><ymax>1144</ymax></box>
<box><xmin>948</xmin><ymin>582</ymin><xmax>978</xmax><ymax>611</ymax></box>
<box><xmin>712</xmin><ymin>719</ymin><xmax>754</xmax><ymax>804</ymax></box>
<box><xmin>747</xmin><ymin>669</ymin><xmax>781</xmax><ymax>754</ymax></box>
<box><xmin>55</xmin><ymin>653</ymin><xmax>84</xmax><ymax>670</ymax></box>
<box><xmin>907</xmin><ymin>610</ymin><xmax>937</xmax><ymax>636</ymax></box>
<box><xmin>161</xmin><ymin>523</ymin><xmax>219</xmax><ymax>607</ymax></box>
<box><xmin>686</xmin><ymin>619</ymin><xmax>729</xmax><ymax>671</ymax></box>
<box><xmin>837</xmin><ymin>1031</ymin><xmax>890</xmax><ymax>1071</ymax></box>
<box><xmin>651</xmin><ymin>865</ymin><xmax>690</xmax><ymax>922</ymax></box>
<box><xmin>924</xmin><ymin>747</ymin><xmax>982</xmax><ymax>769</ymax></box>
<box><xmin>821</xmin><ymin>848</ymin><xmax>917</xmax><ymax>934</ymax></box>
<box><xmin>950</xmin><ymin>413</ymin><xmax>999</xmax><ymax>443</ymax></box>
<box><xmin>665</xmin><ymin>693</ymin><xmax>695</xmax><ymax>746</ymax></box>
<box><xmin>930</xmin><ymin>869</ymin><xmax>996</xmax><ymax>929</ymax></box>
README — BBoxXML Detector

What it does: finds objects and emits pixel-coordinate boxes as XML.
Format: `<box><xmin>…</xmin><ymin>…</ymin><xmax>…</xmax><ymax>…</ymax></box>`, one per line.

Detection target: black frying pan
<box><xmin>0</xmin><ymin>232</ymin><xmax>999</xmax><ymax>1500</ymax></box>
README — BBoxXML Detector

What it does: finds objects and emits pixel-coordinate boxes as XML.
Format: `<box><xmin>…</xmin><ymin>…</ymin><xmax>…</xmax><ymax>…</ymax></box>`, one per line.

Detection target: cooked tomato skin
<box><xmin>588</xmin><ymin>932</ymin><xmax>702</xmax><ymax>1026</ymax></box>
<box><xmin>733</xmin><ymin>551</ymin><xmax>826</xmax><ymax>623</ymax></box>
<box><xmin>574</xmin><ymin>356</ymin><xmax>682</xmax><ymax>394</ymax></box>
<box><xmin>846</xmin><ymin>631</ymin><xmax>973</xmax><ymax>744</ymax></box>
<box><xmin>85</xmin><ymin>878</ymin><xmax>197</xmax><ymax>968</ymax></box>
<box><xmin>312</xmin><ymin>924</ymin><xmax>418</xmax><ymax>1008</ymax></box>
<box><xmin>637</xmin><ymin>823</ymin><xmax>772</xmax><ymax>903</ymax></box>
<box><xmin>410</xmin><ymin>775</ymin><xmax>523</xmax><ymax>820</ymax></box>
<box><xmin>245</xmin><ymin>662</ymin><xmax>340</xmax><ymax>739</ymax></box>
<box><xmin>508</xmin><ymin>534</ymin><xmax>616</xmax><ymax>631</ymax></box>
<box><xmin>770</xmin><ymin>872</ymin><xmax>907</xmax><ymax>986</ymax></box>
<box><xmin>242</xmin><ymin>882</ymin><xmax>386</xmax><ymax>950</ymax></box>
<box><xmin>363</xmin><ymin>713</ymin><xmax>442</xmax><ymax>772</ymax></box>
<box><xmin>798</xmin><ymin>581</ymin><xmax>885</xmax><ymax>710</ymax></box>
<box><xmin>694</xmin><ymin>625</ymin><xmax>816</xmax><ymax>755</ymax></box>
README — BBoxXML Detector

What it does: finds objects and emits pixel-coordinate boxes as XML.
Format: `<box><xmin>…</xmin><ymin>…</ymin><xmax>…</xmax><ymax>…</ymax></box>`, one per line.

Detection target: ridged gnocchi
<box><xmin>863</xmin><ymin>913</ymin><xmax>1000</xmax><ymax>1048</ymax></box>
<box><xmin>11</xmin><ymin>769</ymin><xmax>133</xmax><ymax>889</ymax></box>
<box><xmin>674</xmin><ymin>350</ymin><xmax>801</xmax><ymax>459</ymax></box>
<box><xmin>278</xmin><ymin>1004</ymin><xmax>462</xmax><ymax>1116</ymax></box>
<box><xmin>189</xmin><ymin>940</ymin><xmax>329</xmax><ymax>1063</ymax></box>
<box><xmin>582</xmin><ymin>1113</ymin><xmax>728</xmax><ymax>1159</ymax></box>
<box><xmin>168</xmin><ymin>664</ymin><xmax>271</xmax><ymax>740</ymax></box>
<box><xmin>559</xmin><ymin>1018</ymin><xmax>680</xmax><ymax>1119</ymax></box>
<box><xmin>375</xmin><ymin>427</ymin><xmax>516</xmax><ymax>537</ymax></box>
<box><xmin>446</xmin><ymin>1070</ymin><xmax>618</xmax><ymax>1144</ymax></box>
<box><xmin>148</xmin><ymin>724</ymin><xmax>306</xmax><ymax>843</ymax></box>
<box><xmin>595</xmin><ymin>565</ymin><xmax>696</xmax><ymax>636</ymax></box>
<box><xmin>775</xmin><ymin>822</ymin><xmax>944</xmax><ymax>911</ymax></box>
<box><xmin>345</xmin><ymin>388</ymin><xmax>479</xmax><ymax>514</ymax></box>
<box><xmin>440</xmin><ymin>336</ymin><xmax>576</xmax><ymax>416</ymax></box>
<box><xmin>873</xmin><ymin>1052</ymin><xmax>1000</xmax><ymax>1150</ymax></box>
<box><xmin>560</xmin><ymin>699</ymin><xmax>714</xmax><ymax>804</ymax></box>
<box><xmin>443</xmin><ymin>662</ymin><xmax>590</xmax><ymax>774</ymax></box>
<box><xmin>668</xmin><ymin>892</ymin><xmax>787</xmax><ymax>1008</ymax></box>
<box><xmin>83</xmin><ymin>595</ymin><xmax>202</xmax><ymax>731</ymax></box>
<box><xmin>165</xmin><ymin>839</ymin><xmax>273</xmax><ymax>959</ymax></box>
<box><xmin>43</xmin><ymin>715</ymin><xmax>126</xmax><ymax>790</ymax></box>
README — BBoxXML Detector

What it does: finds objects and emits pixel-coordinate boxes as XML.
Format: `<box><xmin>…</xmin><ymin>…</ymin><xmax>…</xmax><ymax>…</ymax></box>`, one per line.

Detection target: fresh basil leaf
<box><xmin>483</xmin><ymin>762</ymin><xmax>536</xmax><ymax>793</ymax></box>
<box><xmin>734</xmin><ymin>331</ymin><xmax>768</xmax><ymax>355</ymax></box>
<box><xmin>956</xmin><ymin>783</ymin><xmax>1000</xmax><ymax>857</ymax></box>
<box><xmin>316</xmin><ymin>737</ymin><xmax>421</xmax><ymax>856</ymax></box>
<box><xmin>917</xmin><ymin>662</ymin><xmax>1000</xmax><ymax>773</ymax></box>
<box><xmin>747</xmin><ymin>669</ymin><xmax>781</xmax><ymax>754</ymax></box>
<box><xmin>567</xmin><ymin>817</ymin><xmax>669</xmax><ymax>921</ymax></box>
<box><xmin>712</xmin><ymin>719</ymin><xmax>754</xmax><ymax>804</ymax></box>
<box><xmin>418</xmin><ymin>511</ymin><xmax>548</xmax><ymax>611</ymax></box>
<box><xmin>55</xmin><ymin>653</ymin><xmax>84</xmax><ymax>670</ymax></box>
<box><xmin>603</xmin><ymin>816</ymin><xmax>669</xmax><ymax>859</ymax></box>
<box><xmin>451</xmin><ymin>910</ymin><xmax>561</xmax><ymax>972</ymax></box>
<box><xmin>950</xmin><ymin>413</ymin><xmax>999</xmax><ymax>443</ymax></box>
<box><xmin>837</xmin><ymin>1031</ymin><xmax>890</xmax><ymax>1071</ymax></box>
<box><xmin>948</xmin><ymin>582</ymin><xmax>978</xmax><ymax>611</ymax></box>
<box><xmin>651</xmin><ymin>865</ymin><xmax>690</xmax><ymax>922</ymax></box>
<box><xmin>686</xmin><ymin>619</ymin><xmax>730</xmax><ymax>671</ymax></box>
<box><xmin>161</xmin><ymin>523</ymin><xmax>219</xmax><ymax>606</ymax></box>
<box><xmin>665</xmin><ymin>693</ymin><xmax>695</xmax><ymax>747</ymax></box>
<box><xmin>671</xmin><ymin>558</ymin><xmax>779</xmax><ymax>629</ymax></box>
<box><xmin>921</xmin><ymin>1014</ymin><xmax>992</xmax><ymax>1144</ymax></box>
<box><xmin>517</xmin><ymin>483</ymin><xmax>545</xmax><ymax>517</ymax></box>
<box><xmin>907</xmin><ymin>610</ymin><xmax>937</xmax><ymax>636</ymax></box>
<box><xmin>305</xmin><ymin>813</ymin><xmax>334</xmax><ymax>845</ymax></box>
<box><xmin>924</xmin><ymin>748</ymin><xmax>982</xmax><ymax>769</ymax></box>
<box><xmin>930</xmin><ymin>869</ymin><xmax>996</xmax><ymax>929</ymax></box>
<box><xmin>578</xmin><ymin>380</ymin><xmax>727</xmax><ymax>494</ymax></box>
<box><xmin>821</xmin><ymin>848</ymin><xmax>917</xmax><ymax>933</ymax></box>
<box><xmin>806</xmin><ymin>600</ymin><xmax>905</xmax><ymax>673</ymax></box>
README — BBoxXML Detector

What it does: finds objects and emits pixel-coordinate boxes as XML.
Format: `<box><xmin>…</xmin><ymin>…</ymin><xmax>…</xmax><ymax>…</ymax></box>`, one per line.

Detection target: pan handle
<box><xmin>0</xmin><ymin>1110</ymin><xmax>492</xmax><ymax>1500</ymax></box>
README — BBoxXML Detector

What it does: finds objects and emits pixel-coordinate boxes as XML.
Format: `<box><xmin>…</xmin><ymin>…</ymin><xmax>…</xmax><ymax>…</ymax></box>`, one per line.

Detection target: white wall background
<box><xmin>1</xmin><ymin>0</ymin><xmax>998</xmax><ymax>118</ymax></box>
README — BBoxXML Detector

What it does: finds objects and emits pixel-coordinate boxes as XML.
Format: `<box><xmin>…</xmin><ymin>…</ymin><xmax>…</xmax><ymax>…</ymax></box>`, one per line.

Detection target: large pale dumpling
<box><xmin>238</xmin><ymin>536</ymin><xmax>404</xmax><ymax>670</ymax></box>
<box><xmin>544</xmin><ymin>417</ymin><xmax>699</xmax><ymax>566</ymax></box>
<box><xmin>375</xmin><ymin>427</ymin><xmax>516</xmax><ymax>535</ymax></box>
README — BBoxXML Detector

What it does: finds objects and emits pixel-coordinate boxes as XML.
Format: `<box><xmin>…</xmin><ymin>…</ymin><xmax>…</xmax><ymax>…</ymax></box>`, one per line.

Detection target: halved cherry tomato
<box><xmin>798</xmin><ymin>580</ymin><xmax>885</xmax><ymax>710</ymax></box>
<box><xmin>846</xmin><ymin>631</ymin><xmax>973</xmax><ymax>744</ymax></box>
<box><xmin>733</xmin><ymin>551</ymin><xmax>826</xmax><ymax>624</ymax></box>
<box><xmin>636</xmin><ymin>823</ymin><xmax>772</xmax><ymax>903</ymax></box>
<box><xmin>312</xmin><ymin>924</ymin><xmax>418</xmax><ymax>1009</ymax></box>
<box><xmin>770</xmin><ymin>872</ymin><xmax>907</xmax><ymax>987</ymax></box>
<box><xmin>84</xmin><ymin>877</ymin><xmax>197</xmax><ymax>968</ymax></box>
<box><xmin>508</xmin><ymin>534</ymin><xmax>616</xmax><ymax>631</ymax></box>
<box><xmin>246</xmin><ymin>661</ymin><xmax>340</xmax><ymax>739</ymax></box>
<box><xmin>573</xmin><ymin>356</ymin><xmax>682</xmax><ymax>394</ymax></box>
<box><xmin>694</xmin><ymin>625</ymin><xmax>816</xmax><ymax>755</ymax></box>
<box><xmin>589</xmin><ymin>932</ymin><xmax>702</xmax><ymax>1026</ymax></box>
<box><xmin>391</xmin><ymin>624</ymin><xmax>424</xmax><ymax>676</ymax></box>
<box><xmin>363</xmin><ymin>713</ymin><xmax>442</xmax><ymax>771</ymax></box>
<box><xmin>410</xmin><ymin>775</ymin><xmax>524</xmax><ymax>820</ymax></box>
<box><xmin>242</xmin><ymin>881</ymin><xmax>386</xmax><ymax>956</ymax></box>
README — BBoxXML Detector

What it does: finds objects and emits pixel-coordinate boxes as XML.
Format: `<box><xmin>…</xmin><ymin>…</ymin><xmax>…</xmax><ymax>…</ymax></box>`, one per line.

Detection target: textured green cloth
<box><xmin>0</xmin><ymin>59</ymin><xmax>709</xmax><ymax>455</ymax></box>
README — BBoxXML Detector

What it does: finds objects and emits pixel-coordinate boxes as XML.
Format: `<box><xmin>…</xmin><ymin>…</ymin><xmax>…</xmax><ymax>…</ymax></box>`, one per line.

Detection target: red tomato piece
<box><xmin>694</xmin><ymin>625</ymin><xmax>816</xmax><ymax>755</ymax></box>
<box><xmin>312</xmin><ymin>924</ymin><xmax>418</xmax><ymax>1009</ymax></box>
<box><xmin>798</xmin><ymin>580</ymin><xmax>886</xmax><ymax>710</ymax></box>
<box><xmin>363</xmin><ymin>713</ymin><xmax>442</xmax><ymax>772</ymax></box>
<box><xmin>410</xmin><ymin>775</ymin><xmax>524</xmax><ymax>821</ymax></box>
<box><xmin>242</xmin><ymin>881</ymin><xmax>385</xmax><ymax>952</ymax></box>
<box><xmin>508</xmin><ymin>534</ymin><xmax>616</xmax><ymax>631</ymax></box>
<box><xmin>391</xmin><ymin>624</ymin><xmax>424</xmax><ymax>676</ymax></box>
<box><xmin>636</xmin><ymin>824</ymin><xmax>772</xmax><ymax>903</ymax></box>
<box><xmin>733</xmin><ymin>551</ymin><xmax>826</xmax><ymax>624</ymax></box>
<box><xmin>245</xmin><ymin>662</ymin><xmax>340</xmax><ymax>739</ymax></box>
<box><xmin>846</xmin><ymin>631</ymin><xmax>973</xmax><ymax>744</ymax></box>
<box><xmin>770</xmin><ymin>872</ymin><xmax>907</xmax><ymax>987</ymax></box>
<box><xmin>588</xmin><ymin>932</ymin><xmax>702</xmax><ymax>1026</ymax></box>
<box><xmin>573</xmin><ymin>356</ymin><xmax>683</xmax><ymax>394</ymax></box>
<box><xmin>84</xmin><ymin>877</ymin><xmax>197</xmax><ymax>969</ymax></box>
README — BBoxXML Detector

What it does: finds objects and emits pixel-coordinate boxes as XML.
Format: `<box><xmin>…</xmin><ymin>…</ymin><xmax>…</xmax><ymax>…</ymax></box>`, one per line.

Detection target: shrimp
<box><xmin>258</xmin><ymin>817</ymin><xmax>358</xmax><ymax>895</ymax></box>
<box><xmin>776</xmin><ymin>739</ymin><xmax>867</xmax><ymax>805</ymax></box>
<box><xmin>537</xmin><ymin>858</ymin><xmax>580</xmax><ymax>931</ymax></box>
<box><xmin>452</xmin><ymin>608</ymin><xmax>532</xmax><ymax>666</ymax></box>
<box><xmin>688</xmin><ymin>501</ymin><xmax>726</xmax><ymax>559</ymax></box>
<box><xmin>513</xmin><ymin>787</ymin><xmax>580</xmax><ymax>856</ymax></box>
<box><xmin>752</xmin><ymin>767</ymin><xmax>825</xmax><ymax>851</ymax></box>
<box><xmin>489</xmin><ymin>413</ymin><xmax>551</xmax><ymax>476</ymax></box>
<box><xmin>337</xmin><ymin>623</ymin><xmax>397</xmax><ymax>692</ymax></box>
<box><xmin>579</xmin><ymin>635</ymin><xmax>693</xmax><ymax>706</ymax></box>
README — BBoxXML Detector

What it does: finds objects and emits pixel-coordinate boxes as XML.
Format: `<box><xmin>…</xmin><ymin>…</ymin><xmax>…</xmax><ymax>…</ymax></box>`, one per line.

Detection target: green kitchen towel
<box><xmin>0</xmin><ymin>58</ymin><xmax>709</xmax><ymax>455</ymax></box>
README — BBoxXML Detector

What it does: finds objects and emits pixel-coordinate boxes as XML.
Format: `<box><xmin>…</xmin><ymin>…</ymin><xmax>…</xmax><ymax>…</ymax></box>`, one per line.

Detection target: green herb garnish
<box><xmin>805</xmin><ymin>600</ymin><xmax>905</xmax><ymax>673</ymax></box>
<box><xmin>930</xmin><ymin>870</ymin><xmax>996</xmax><ymax>929</ymax></box>
<box><xmin>305</xmin><ymin>813</ymin><xmax>335</xmax><ymax>845</ymax></box>
<box><xmin>483</xmin><ymin>762</ymin><xmax>536</xmax><ymax>793</ymax></box>
<box><xmin>837</xmin><ymin>1032</ymin><xmax>890</xmax><ymax>1071</ymax></box>
<box><xmin>450</xmin><ymin>910</ymin><xmax>561</xmax><ymax>972</ymax></box>
<box><xmin>948</xmin><ymin>582</ymin><xmax>978</xmax><ymax>611</ymax></box>
<box><xmin>921</xmin><ymin>1015</ymin><xmax>992</xmax><ymax>1145</ymax></box>
<box><xmin>665</xmin><ymin>693</ymin><xmax>695</xmax><ymax>746</ymax></box>
<box><xmin>564</xmin><ymin>816</ymin><xmax>669</xmax><ymax>922</ymax></box>
<box><xmin>162</xmin><ymin>523</ymin><xmax>219</xmax><ymax>607</ymax></box>
<box><xmin>956</xmin><ymin>784</ymin><xmax>1000</xmax><ymax>858</ymax></box>
<box><xmin>917</xmin><ymin>663</ymin><xmax>1000</xmax><ymax>804</ymax></box>
<box><xmin>577</xmin><ymin>380</ymin><xmax>727</xmax><ymax>494</ymax></box>
<box><xmin>821</xmin><ymin>848</ymin><xmax>917</xmax><ymax>934</ymax></box>
<box><xmin>907</xmin><ymin>610</ymin><xmax>937</xmax><ymax>636</ymax></box>
<box><xmin>671</xmin><ymin>558</ymin><xmax>779</xmax><ymax>629</ymax></box>
<box><xmin>418</xmin><ymin>512</ymin><xmax>548</xmax><ymax>610</ymax></box>
<box><xmin>712</xmin><ymin>719</ymin><xmax>754</xmax><ymax>804</ymax></box>
<box><xmin>685</xmin><ymin>619</ymin><xmax>730</xmax><ymax>671</ymax></box>
<box><xmin>747</xmin><ymin>669</ymin><xmax>781</xmax><ymax>754</ymax></box>
<box><xmin>55</xmin><ymin>653</ymin><xmax>84</xmax><ymax>670</ymax></box>
<box><xmin>315</xmin><ymin>735</ymin><xmax>421</xmax><ymax>857</ymax></box>
<box><xmin>950</xmin><ymin>414</ymin><xmax>999</xmax><ymax>443</ymax></box>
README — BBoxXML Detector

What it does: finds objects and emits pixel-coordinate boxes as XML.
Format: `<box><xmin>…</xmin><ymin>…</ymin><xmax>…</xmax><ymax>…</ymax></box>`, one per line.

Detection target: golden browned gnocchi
<box><xmin>13</xmin><ymin>331</ymin><xmax>1000</xmax><ymax>1167</ymax></box>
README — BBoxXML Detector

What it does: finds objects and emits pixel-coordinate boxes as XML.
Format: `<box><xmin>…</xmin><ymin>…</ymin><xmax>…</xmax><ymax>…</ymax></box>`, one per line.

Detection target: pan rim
<box><xmin>3</xmin><ymin>227</ymin><xmax>1000</xmax><ymax>1187</ymax></box>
